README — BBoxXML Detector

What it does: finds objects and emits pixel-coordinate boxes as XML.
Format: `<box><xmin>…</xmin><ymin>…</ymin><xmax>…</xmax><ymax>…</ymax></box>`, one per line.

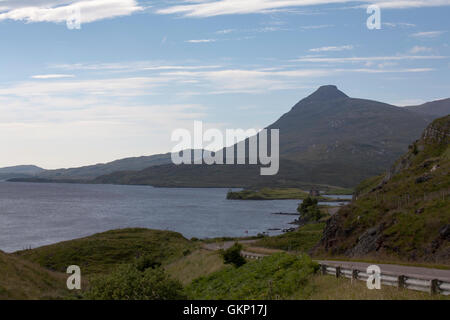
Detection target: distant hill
<box><xmin>0</xmin><ymin>165</ymin><xmax>45</xmax><ymax>181</ymax></box>
<box><xmin>94</xmin><ymin>85</ymin><xmax>434</xmax><ymax>188</ymax></box>
<box><xmin>405</xmin><ymin>98</ymin><xmax>450</xmax><ymax>118</ymax></box>
<box><xmin>0</xmin><ymin>165</ymin><xmax>44</xmax><ymax>175</ymax></box>
<box><xmin>314</xmin><ymin>115</ymin><xmax>450</xmax><ymax>263</ymax></box>
<box><xmin>35</xmin><ymin>153</ymin><xmax>174</xmax><ymax>181</ymax></box>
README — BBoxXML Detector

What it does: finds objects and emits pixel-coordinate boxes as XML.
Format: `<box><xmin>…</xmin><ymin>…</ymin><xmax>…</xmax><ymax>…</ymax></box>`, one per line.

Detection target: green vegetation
<box><xmin>187</xmin><ymin>253</ymin><xmax>319</xmax><ymax>300</ymax></box>
<box><xmin>253</xmin><ymin>223</ymin><xmax>325</xmax><ymax>252</ymax></box>
<box><xmin>322</xmin><ymin>187</ymin><xmax>354</xmax><ymax>195</ymax></box>
<box><xmin>165</xmin><ymin>250</ymin><xmax>225</xmax><ymax>285</ymax></box>
<box><xmin>220</xmin><ymin>243</ymin><xmax>246</xmax><ymax>267</ymax></box>
<box><xmin>0</xmin><ymin>250</ymin><xmax>69</xmax><ymax>300</ymax></box>
<box><xmin>298</xmin><ymin>197</ymin><xmax>322</xmax><ymax>221</ymax></box>
<box><xmin>16</xmin><ymin>228</ymin><xmax>194</xmax><ymax>275</ymax></box>
<box><xmin>227</xmin><ymin>188</ymin><xmax>310</xmax><ymax>200</ymax></box>
<box><xmin>315</xmin><ymin>116</ymin><xmax>450</xmax><ymax>263</ymax></box>
<box><xmin>85</xmin><ymin>264</ymin><xmax>185</xmax><ymax>300</ymax></box>
<box><xmin>308</xmin><ymin>275</ymin><xmax>449</xmax><ymax>300</ymax></box>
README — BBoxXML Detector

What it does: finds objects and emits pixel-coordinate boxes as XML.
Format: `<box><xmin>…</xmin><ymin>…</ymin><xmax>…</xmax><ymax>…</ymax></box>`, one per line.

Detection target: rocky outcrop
<box><xmin>314</xmin><ymin>115</ymin><xmax>450</xmax><ymax>264</ymax></box>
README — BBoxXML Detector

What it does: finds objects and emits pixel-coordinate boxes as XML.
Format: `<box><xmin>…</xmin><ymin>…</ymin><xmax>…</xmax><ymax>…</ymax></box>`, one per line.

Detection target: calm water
<box><xmin>0</xmin><ymin>182</ymin><xmax>302</xmax><ymax>252</ymax></box>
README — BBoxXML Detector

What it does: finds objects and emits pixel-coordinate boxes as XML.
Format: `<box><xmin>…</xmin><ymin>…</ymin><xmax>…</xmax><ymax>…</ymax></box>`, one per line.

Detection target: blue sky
<box><xmin>0</xmin><ymin>0</ymin><xmax>449</xmax><ymax>169</ymax></box>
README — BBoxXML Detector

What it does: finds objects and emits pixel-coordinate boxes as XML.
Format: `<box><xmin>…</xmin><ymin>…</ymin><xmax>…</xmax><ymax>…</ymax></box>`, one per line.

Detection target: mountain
<box><xmin>35</xmin><ymin>153</ymin><xmax>174</xmax><ymax>181</ymax></box>
<box><xmin>94</xmin><ymin>85</ymin><xmax>434</xmax><ymax>188</ymax></box>
<box><xmin>314</xmin><ymin>115</ymin><xmax>450</xmax><ymax>263</ymax></box>
<box><xmin>0</xmin><ymin>165</ymin><xmax>44</xmax><ymax>175</ymax></box>
<box><xmin>405</xmin><ymin>98</ymin><xmax>450</xmax><ymax>118</ymax></box>
<box><xmin>0</xmin><ymin>165</ymin><xmax>45</xmax><ymax>180</ymax></box>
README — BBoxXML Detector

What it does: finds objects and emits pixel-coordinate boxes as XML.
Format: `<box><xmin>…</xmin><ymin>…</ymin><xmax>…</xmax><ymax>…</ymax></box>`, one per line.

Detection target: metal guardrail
<box><xmin>319</xmin><ymin>264</ymin><xmax>450</xmax><ymax>296</ymax></box>
<box><xmin>239</xmin><ymin>252</ymin><xmax>450</xmax><ymax>296</ymax></box>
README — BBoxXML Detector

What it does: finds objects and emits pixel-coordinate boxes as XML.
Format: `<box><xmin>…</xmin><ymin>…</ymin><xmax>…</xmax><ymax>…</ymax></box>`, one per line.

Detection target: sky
<box><xmin>0</xmin><ymin>0</ymin><xmax>449</xmax><ymax>169</ymax></box>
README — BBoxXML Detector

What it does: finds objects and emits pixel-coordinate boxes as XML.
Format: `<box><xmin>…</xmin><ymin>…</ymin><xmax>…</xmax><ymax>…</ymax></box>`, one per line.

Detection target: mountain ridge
<box><xmin>5</xmin><ymin>85</ymin><xmax>450</xmax><ymax>188</ymax></box>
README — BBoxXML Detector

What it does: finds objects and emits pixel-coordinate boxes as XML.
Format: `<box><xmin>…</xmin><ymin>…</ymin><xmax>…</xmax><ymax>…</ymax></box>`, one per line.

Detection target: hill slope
<box><xmin>0</xmin><ymin>250</ymin><xmax>67</xmax><ymax>299</ymax></box>
<box><xmin>95</xmin><ymin>85</ymin><xmax>432</xmax><ymax>188</ymax></box>
<box><xmin>35</xmin><ymin>153</ymin><xmax>174</xmax><ymax>181</ymax></box>
<box><xmin>15</xmin><ymin>228</ymin><xmax>194</xmax><ymax>275</ymax></box>
<box><xmin>0</xmin><ymin>165</ymin><xmax>45</xmax><ymax>180</ymax></box>
<box><xmin>314</xmin><ymin>115</ymin><xmax>450</xmax><ymax>263</ymax></box>
<box><xmin>405</xmin><ymin>98</ymin><xmax>450</xmax><ymax>118</ymax></box>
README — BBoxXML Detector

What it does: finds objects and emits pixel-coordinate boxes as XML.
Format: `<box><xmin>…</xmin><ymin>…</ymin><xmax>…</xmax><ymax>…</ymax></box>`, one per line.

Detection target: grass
<box><xmin>165</xmin><ymin>249</ymin><xmax>225</xmax><ymax>286</ymax></box>
<box><xmin>314</xmin><ymin>117</ymin><xmax>450</xmax><ymax>263</ymax></box>
<box><xmin>187</xmin><ymin>253</ymin><xmax>319</xmax><ymax>300</ymax></box>
<box><xmin>227</xmin><ymin>188</ymin><xmax>310</xmax><ymax>200</ymax></box>
<box><xmin>0</xmin><ymin>250</ymin><xmax>71</xmax><ymax>300</ymax></box>
<box><xmin>323</xmin><ymin>187</ymin><xmax>354</xmax><ymax>195</ymax></box>
<box><xmin>15</xmin><ymin>228</ymin><xmax>195</xmax><ymax>276</ymax></box>
<box><xmin>252</xmin><ymin>223</ymin><xmax>326</xmax><ymax>252</ymax></box>
<box><xmin>307</xmin><ymin>275</ymin><xmax>449</xmax><ymax>300</ymax></box>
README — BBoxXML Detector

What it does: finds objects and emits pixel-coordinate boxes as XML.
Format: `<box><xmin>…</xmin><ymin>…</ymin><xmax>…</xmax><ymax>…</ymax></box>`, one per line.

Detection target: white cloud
<box><xmin>309</xmin><ymin>45</ymin><xmax>353</xmax><ymax>52</ymax></box>
<box><xmin>300</xmin><ymin>24</ymin><xmax>334</xmax><ymax>29</ymax></box>
<box><xmin>409</xmin><ymin>46</ymin><xmax>433</xmax><ymax>53</ymax></box>
<box><xmin>157</xmin><ymin>0</ymin><xmax>450</xmax><ymax>17</ymax></box>
<box><xmin>31</xmin><ymin>74</ymin><xmax>75</xmax><ymax>79</ymax></box>
<box><xmin>383</xmin><ymin>22</ymin><xmax>416</xmax><ymax>28</ymax></box>
<box><xmin>411</xmin><ymin>31</ymin><xmax>446</xmax><ymax>38</ymax></box>
<box><xmin>293</xmin><ymin>55</ymin><xmax>448</xmax><ymax>63</ymax></box>
<box><xmin>0</xmin><ymin>0</ymin><xmax>143</xmax><ymax>24</ymax></box>
<box><xmin>185</xmin><ymin>39</ymin><xmax>217</xmax><ymax>43</ymax></box>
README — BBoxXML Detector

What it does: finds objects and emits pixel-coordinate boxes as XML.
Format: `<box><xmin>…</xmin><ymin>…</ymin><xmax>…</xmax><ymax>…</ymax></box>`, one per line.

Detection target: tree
<box><xmin>297</xmin><ymin>196</ymin><xmax>322</xmax><ymax>221</ymax></box>
<box><xmin>221</xmin><ymin>243</ymin><xmax>246</xmax><ymax>267</ymax></box>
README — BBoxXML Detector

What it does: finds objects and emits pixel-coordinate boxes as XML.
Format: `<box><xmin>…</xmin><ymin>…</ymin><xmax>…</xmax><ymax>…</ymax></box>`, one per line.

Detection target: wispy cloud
<box><xmin>300</xmin><ymin>24</ymin><xmax>334</xmax><ymax>30</ymax></box>
<box><xmin>409</xmin><ymin>46</ymin><xmax>433</xmax><ymax>53</ymax></box>
<box><xmin>383</xmin><ymin>22</ymin><xmax>416</xmax><ymax>28</ymax></box>
<box><xmin>293</xmin><ymin>55</ymin><xmax>448</xmax><ymax>63</ymax></box>
<box><xmin>156</xmin><ymin>1</ymin><xmax>450</xmax><ymax>17</ymax></box>
<box><xmin>309</xmin><ymin>45</ymin><xmax>353</xmax><ymax>52</ymax></box>
<box><xmin>31</xmin><ymin>74</ymin><xmax>75</xmax><ymax>79</ymax></box>
<box><xmin>0</xmin><ymin>0</ymin><xmax>143</xmax><ymax>24</ymax></box>
<box><xmin>185</xmin><ymin>39</ymin><xmax>217</xmax><ymax>43</ymax></box>
<box><xmin>411</xmin><ymin>31</ymin><xmax>446</xmax><ymax>38</ymax></box>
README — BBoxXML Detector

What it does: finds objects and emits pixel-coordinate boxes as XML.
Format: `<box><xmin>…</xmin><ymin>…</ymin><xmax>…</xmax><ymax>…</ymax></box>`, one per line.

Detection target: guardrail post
<box><xmin>431</xmin><ymin>279</ymin><xmax>439</xmax><ymax>295</ymax></box>
<box><xmin>321</xmin><ymin>264</ymin><xmax>327</xmax><ymax>275</ymax></box>
<box><xmin>352</xmin><ymin>269</ymin><xmax>358</xmax><ymax>280</ymax></box>
<box><xmin>336</xmin><ymin>266</ymin><xmax>341</xmax><ymax>278</ymax></box>
<box><xmin>398</xmin><ymin>275</ymin><xmax>406</xmax><ymax>289</ymax></box>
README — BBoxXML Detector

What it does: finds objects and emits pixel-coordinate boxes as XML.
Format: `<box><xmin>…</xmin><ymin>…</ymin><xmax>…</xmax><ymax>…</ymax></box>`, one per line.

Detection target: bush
<box><xmin>221</xmin><ymin>243</ymin><xmax>246</xmax><ymax>267</ymax></box>
<box><xmin>85</xmin><ymin>264</ymin><xmax>186</xmax><ymax>300</ymax></box>
<box><xmin>187</xmin><ymin>253</ymin><xmax>319</xmax><ymax>300</ymax></box>
<box><xmin>133</xmin><ymin>254</ymin><xmax>161</xmax><ymax>272</ymax></box>
<box><xmin>297</xmin><ymin>197</ymin><xmax>322</xmax><ymax>221</ymax></box>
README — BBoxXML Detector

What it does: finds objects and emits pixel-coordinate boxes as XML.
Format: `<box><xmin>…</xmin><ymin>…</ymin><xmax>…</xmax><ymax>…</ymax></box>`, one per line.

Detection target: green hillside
<box><xmin>314</xmin><ymin>115</ymin><xmax>450</xmax><ymax>264</ymax></box>
<box><xmin>16</xmin><ymin>228</ymin><xmax>194</xmax><ymax>275</ymax></box>
<box><xmin>0</xmin><ymin>250</ymin><xmax>68</xmax><ymax>299</ymax></box>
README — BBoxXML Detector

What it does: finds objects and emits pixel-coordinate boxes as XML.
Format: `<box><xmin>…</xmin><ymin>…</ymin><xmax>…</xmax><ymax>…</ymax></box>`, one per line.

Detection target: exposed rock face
<box><xmin>346</xmin><ymin>226</ymin><xmax>383</xmax><ymax>257</ymax></box>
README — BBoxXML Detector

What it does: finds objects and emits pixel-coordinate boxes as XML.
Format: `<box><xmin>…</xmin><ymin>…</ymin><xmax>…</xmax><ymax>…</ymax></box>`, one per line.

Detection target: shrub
<box><xmin>85</xmin><ymin>264</ymin><xmax>185</xmax><ymax>300</ymax></box>
<box><xmin>221</xmin><ymin>243</ymin><xmax>246</xmax><ymax>267</ymax></box>
<box><xmin>187</xmin><ymin>253</ymin><xmax>319</xmax><ymax>300</ymax></box>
